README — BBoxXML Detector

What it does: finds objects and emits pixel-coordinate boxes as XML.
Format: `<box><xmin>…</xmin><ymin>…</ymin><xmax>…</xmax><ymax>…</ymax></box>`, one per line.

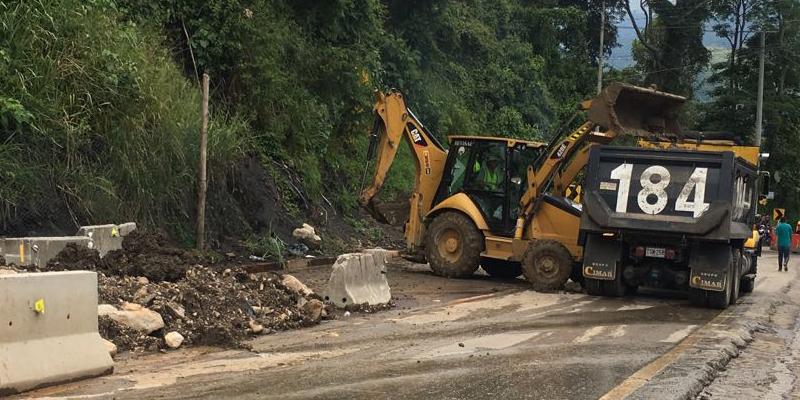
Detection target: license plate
<box><xmin>646</xmin><ymin>247</ymin><xmax>666</xmax><ymax>258</ymax></box>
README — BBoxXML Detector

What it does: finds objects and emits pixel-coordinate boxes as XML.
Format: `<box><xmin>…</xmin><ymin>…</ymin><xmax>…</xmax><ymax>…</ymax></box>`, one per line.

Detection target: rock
<box><xmin>164</xmin><ymin>331</ymin><xmax>184</xmax><ymax>349</ymax></box>
<box><xmin>98</xmin><ymin>304</ymin><xmax>117</xmax><ymax>316</ymax></box>
<box><xmin>137</xmin><ymin>276</ymin><xmax>149</xmax><ymax>285</ymax></box>
<box><xmin>303</xmin><ymin>299</ymin><xmax>324</xmax><ymax>322</ymax></box>
<box><xmin>343</xmin><ymin>311</ymin><xmax>351</xmax><ymax>317</ymax></box>
<box><xmin>287</xmin><ymin>243</ymin><xmax>309</xmax><ymax>257</ymax></box>
<box><xmin>102</xmin><ymin>338</ymin><xmax>117</xmax><ymax>356</ymax></box>
<box><xmin>292</xmin><ymin>223</ymin><xmax>321</xmax><ymax>244</ymax></box>
<box><xmin>253</xmin><ymin>306</ymin><xmax>273</xmax><ymax>315</ymax></box>
<box><xmin>296</xmin><ymin>297</ymin><xmax>309</xmax><ymax>309</ymax></box>
<box><xmin>133</xmin><ymin>286</ymin><xmax>148</xmax><ymax>301</ymax></box>
<box><xmin>166</xmin><ymin>302</ymin><xmax>186</xmax><ymax>319</ymax></box>
<box><xmin>282</xmin><ymin>275</ymin><xmax>313</xmax><ymax>296</ymax></box>
<box><xmin>103</xmin><ymin>303</ymin><xmax>164</xmax><ymax>333</ymax></box>
<box><xmin>458</xmin><ymin>343</ymin><xmax>465</xmax><ymax>348</ymax></box>
<box><xmin>564</xmin><ymin>281</ymin><xmax>583</xmax><ymax>293</ymax></box>
<box><xmin>248</xmin><ymin>320</ymin><xmax>264</xmax><ymax>334</ymax></box>
<box><xmin>121</xmin><ymin>301</ymin><xmax>143</xmax><ymax>311</ymax></box>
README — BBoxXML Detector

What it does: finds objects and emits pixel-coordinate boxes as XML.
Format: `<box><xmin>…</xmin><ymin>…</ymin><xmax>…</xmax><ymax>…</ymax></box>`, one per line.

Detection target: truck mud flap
<box><xmin>689</xmin><ymin>242</ymin><xmax>730</xmax><ymax>292</ymax></box>
<box><xmin>582</xmin><ymin>234</ymin><xmax>623</xmax><ymax>281</ymax></box>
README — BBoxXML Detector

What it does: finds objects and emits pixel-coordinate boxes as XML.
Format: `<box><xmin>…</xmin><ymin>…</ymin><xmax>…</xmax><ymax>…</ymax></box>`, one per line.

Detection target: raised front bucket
<box><xmin>588</xmin><ymin>82</ymin><xmax>686</xmax><ymax>138</ymax></box>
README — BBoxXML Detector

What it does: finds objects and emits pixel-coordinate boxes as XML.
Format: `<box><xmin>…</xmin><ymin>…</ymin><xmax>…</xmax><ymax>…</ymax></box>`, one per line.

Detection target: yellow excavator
<box><xmin>358</xmin><ymin>83</ymin><xmax>685</xmax><ymax>290</ymax></box>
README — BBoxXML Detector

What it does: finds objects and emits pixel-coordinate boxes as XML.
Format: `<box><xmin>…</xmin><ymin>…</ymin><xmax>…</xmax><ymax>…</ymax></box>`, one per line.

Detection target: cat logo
<box><xmin>584</xmin><ymin>265</ymin><xmax>613</xmax><ymax>279</ymax></box>
<box><xmin>691</xmin><ymin>275</ymin><xmax>724</xmax><ymax>290</ymax></box>
<box><xmin>407</xmin><ymin>122</ymin><xmax>428</xmax><ymax>147</ymax></box>
<box><xmin>411</xmin><ymin>128</ymin><xmax>422</xmax><ymax>143</ymax></box>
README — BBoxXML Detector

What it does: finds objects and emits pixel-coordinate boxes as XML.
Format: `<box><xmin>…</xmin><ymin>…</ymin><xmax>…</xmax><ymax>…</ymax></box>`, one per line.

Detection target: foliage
<box><xmin>113</xmin><ymin>0</ymin><xmax>614</xmax><ymax>208</ymax></box>
<box><xmin>0</xmin><ymin>0</ymin><xmax>250</xmax><ymax>233</ymax></box>
<box><xmin>700</xmin><ymin>0</ymin><xmax>800</xmax><ymax>220</ymax></box>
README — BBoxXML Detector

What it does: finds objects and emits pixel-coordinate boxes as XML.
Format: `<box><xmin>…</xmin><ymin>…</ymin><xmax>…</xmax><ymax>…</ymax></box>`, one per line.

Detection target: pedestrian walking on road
<box><xmin>776</xmin><ymin>216</ymin><xmax>793</xmax><ymax>271</ymax></box>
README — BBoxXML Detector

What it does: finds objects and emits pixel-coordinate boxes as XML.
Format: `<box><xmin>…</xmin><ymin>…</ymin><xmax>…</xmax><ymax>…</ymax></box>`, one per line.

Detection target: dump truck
<box><xmin>580</xmin><ymin>137</ymin><xmax>769</xmax><ymax>309</ymax></box>
<box><xmin>359</xmin><ymin>82</ymin><xmax>683</xmax><ymax>290</ymax></box>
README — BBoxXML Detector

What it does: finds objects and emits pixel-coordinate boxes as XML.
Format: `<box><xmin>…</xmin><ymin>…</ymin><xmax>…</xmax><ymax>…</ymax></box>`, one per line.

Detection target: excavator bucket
<box><xmin>588</xmin><ymin>82</ymin><xmax>686</xmax><ymax>138</ymax></box>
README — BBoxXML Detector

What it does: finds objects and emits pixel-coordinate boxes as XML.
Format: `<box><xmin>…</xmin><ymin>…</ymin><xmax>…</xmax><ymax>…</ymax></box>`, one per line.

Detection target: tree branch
<box><xmin>624</xmin><ymin>0</ymin><xmax>662</xmax><ymax>66</ymax></box>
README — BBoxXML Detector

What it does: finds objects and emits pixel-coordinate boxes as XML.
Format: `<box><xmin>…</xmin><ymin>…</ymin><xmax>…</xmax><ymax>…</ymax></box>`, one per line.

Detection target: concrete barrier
<box><xmin>77</xmin><ymin>222</ymin><xmax>136</xmax><ymax>257</ymax></box>
<box><xmin>0</xmin><ymin>237</ymin><xmax>92</xmax><ymax>268</ymax></box>
<box><xmin>324</xmin><ymin>249</ymin><xmax>392</xmax><ymax>308</ymax></box>
<box><xmin>0</xmin><ymin>271</ymin><xmax>113</xmax><ymax>395</ymax></box>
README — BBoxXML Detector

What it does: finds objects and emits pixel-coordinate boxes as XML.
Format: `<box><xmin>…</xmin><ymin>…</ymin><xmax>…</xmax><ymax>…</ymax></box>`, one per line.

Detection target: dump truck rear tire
<box><xmin>730</xmin><ymin>249</ymin><xmax>741</xmax><ymax>305</ymax></box>
<box><xmin>707</xmin><ymin>259</ymin><xmax>733</xmax><ymax>309</ymax></box>
<box><xmin>481</xmin><ymin>258</ymin><xmax>522</xmax><ymax>279</ymax></box>
<box><xmin>602</xmin><ymin>272</ymin><xmax>626</xmax><ymax>297</ymax></box>
<box><xmin>522</xmin><ymin>240</ymin><xmax>573</xmax><ymax>291</ymax></box>
<box><xmin>740</xmin><ymin>277</ymin><xmax>755</xmax><ymax>293</ymax></box>
<box><xmin>689</xmin><ymin>288</ymin><xmax>707</xmax><ymax>307</ymax></box>
<box><xmin>425</xmin><ymin>211</ymin><xmax>483</xmax><ymax>278</ymax></box>
<box><xmin>585</xmin><ymin>278</ymin><xmax>603</xmax><ymax>296</ymax></box>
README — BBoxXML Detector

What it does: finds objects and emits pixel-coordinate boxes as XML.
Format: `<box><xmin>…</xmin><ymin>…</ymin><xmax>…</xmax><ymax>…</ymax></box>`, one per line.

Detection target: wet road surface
<box><xmin>17</xmin><ymin>253</ymin><xmax>800</xmax><ymax>400</ymax></box>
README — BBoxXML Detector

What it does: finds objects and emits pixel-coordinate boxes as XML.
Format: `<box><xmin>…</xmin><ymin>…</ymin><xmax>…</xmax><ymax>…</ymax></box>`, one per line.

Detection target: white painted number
<box><xmin>637</xmin><ymin>166</ymin><xmax>670</xmax><ymax>215</ymax></box>
<box><xmin>675</xmin><ymin>167</ymin><xmax>709</xmax><ymax>217</ymax></box>
<box><xmin>608</xmin><ymin>164</ymin><xmax>710</xmax><ymax>216</ymax></box>
<box><xmin>610</xmin><ymin>163</ymin><xmax>633</xmax><ymax>212</ymax></box>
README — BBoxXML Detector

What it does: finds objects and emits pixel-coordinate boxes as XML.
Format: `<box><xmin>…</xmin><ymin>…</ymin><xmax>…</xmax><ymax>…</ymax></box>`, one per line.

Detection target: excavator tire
<box><xmin>481</xmin><ymin>257</ymin><xmax>523</xmax><ymax>280</ymax></box>
<box><xmin>522</xmin><ymin>240</ymin><xmax>573</xmax><ymax>291</ymax></box>
<box><xmin>425</xmin><ymin>211</ymin><xmax>483</xmax><ymax>278</ymax></box>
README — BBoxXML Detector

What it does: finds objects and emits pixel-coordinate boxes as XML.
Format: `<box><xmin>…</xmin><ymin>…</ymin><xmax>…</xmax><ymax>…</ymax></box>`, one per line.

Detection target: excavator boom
<box><xmin>517</xmin><ymin>83</ymin><xmax>687</xmax><ymax>238</ymax></box>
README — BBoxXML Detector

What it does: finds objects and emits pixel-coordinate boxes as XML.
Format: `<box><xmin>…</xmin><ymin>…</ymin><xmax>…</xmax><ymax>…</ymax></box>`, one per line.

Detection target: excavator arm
<box><xmin>358</xmin><ymin>89</ymin><xmax>448</xmax><ymax>253</ymax></box>
<box><xmin>515</xmin><ymin>83</ymin><xmax>686</xmax><ymax>239</ymax></box>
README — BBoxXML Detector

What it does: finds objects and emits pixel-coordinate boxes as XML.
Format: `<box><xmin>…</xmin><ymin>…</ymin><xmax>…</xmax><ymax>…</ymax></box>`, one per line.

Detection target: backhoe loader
<box><xmin>358</xmin><ymin>83</ymin><xmax>685</xmax><ymax>290</ymax></box>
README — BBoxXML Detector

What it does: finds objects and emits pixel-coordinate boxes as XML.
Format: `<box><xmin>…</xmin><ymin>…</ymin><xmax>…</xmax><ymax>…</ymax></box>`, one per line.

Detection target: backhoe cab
<box><xmin>359</xmin><ymin>83</ymin><xmax>685</xmax><ymax>290</ymax></box>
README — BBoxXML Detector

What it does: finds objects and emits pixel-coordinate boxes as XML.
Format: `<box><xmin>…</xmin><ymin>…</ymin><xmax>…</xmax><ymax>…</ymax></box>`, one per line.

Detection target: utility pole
<box><xmin>597</xmin><ymin>0</ymin><xmax>605</xmax><ymax>95</ymax></box>
<box><xmin>755</xmin><ymin>31</ymin><xmax>765</xmax><ymax>148</ymax></box>
<box><xmin>196</xmin><ymin>73</ymin><xmax>209</xmax><ymax>250</ymax></box>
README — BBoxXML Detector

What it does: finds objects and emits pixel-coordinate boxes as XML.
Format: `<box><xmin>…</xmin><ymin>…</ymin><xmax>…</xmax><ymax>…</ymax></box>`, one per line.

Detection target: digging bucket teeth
<box><xmin>588</xmin><ymin>82</ymin><xmax>686</xmax><ymax>138</ymax></box>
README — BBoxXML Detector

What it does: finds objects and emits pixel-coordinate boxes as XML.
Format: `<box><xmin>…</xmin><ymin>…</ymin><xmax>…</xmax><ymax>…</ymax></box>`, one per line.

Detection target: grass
<box><xmin>0</xmin><ymin>0</ymin><xmax>251</xmax><ymax>231</ymax></box>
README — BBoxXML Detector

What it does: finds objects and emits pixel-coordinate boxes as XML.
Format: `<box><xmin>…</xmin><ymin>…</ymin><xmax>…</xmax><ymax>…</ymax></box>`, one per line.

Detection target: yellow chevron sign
<box><xmin>565</xmin><ymin>185</ymin><xmax>582</xmax><ymax>203</ymax></box>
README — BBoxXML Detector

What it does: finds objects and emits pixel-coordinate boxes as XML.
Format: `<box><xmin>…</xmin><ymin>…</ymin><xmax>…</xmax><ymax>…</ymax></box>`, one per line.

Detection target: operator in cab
<box><xmin>477</xmin><ymin>154</ymin><xmax>503</xmax><ymax>192</ymax></box>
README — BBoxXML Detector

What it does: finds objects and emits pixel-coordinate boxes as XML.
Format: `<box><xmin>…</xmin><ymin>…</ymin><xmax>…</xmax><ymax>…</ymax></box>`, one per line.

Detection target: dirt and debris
<box><xmin>40</xmin><ymin>230</ymin><xmax>207</xmax><ymax>282</ymax></box>
<box><xmin>95</xmin><ymin>264</ymin><xmax>337</xmax><ymax>352</ymax></box>
<box><xmin>27</xmin><ymin>230</ymin><xmax>394</xmax><ymax>353</ymax></box>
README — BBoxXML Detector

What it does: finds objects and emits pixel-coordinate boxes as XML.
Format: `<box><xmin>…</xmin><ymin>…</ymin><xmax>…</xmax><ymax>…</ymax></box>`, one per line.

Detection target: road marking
<box><xmin>661</xmin><ymin>324</ymin><xmax>698</xmax><ymax>343</ymax></box>
<box><xmin>610</xmin><ymin>324</ymin><xmax>627</xmax><ymax>338</ymax></box>
<box><xmin>573</xmin><ymin>326</ymin><xmax>606</xmax><ymax>343</ymax></box>
<box><xmin>599</xmin><ymin>311</ymin><xmax>729</xmax><ymax>400</ymax></box>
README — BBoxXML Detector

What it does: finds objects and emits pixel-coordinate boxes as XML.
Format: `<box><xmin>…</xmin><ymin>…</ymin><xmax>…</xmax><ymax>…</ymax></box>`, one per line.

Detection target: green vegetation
<box><xmin>0</xmin><ymin>0</ymin><xmax>611</xmax><ymax>237</ymax></box>
<box><xmin>2</xmin><ymin>0</ymin><xmax>796</xmax><ymax>238</ymax></box>
<box><xmin>0</xmin><ymin>0</ymin><xmax>248</xmax><ymax>233</ymax></box>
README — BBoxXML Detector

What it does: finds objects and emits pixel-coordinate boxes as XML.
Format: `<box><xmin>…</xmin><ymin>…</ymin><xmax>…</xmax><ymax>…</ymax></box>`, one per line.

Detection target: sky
<box><xmin>607</xmin><ymin>5</ymin><xmax>736</xmax><ymax>70</ymax></box>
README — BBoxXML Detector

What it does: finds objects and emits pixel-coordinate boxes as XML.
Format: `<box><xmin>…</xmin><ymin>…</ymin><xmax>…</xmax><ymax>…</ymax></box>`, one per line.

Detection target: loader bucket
<box><xmin>588</xmin><ymin>82</ymin><xmax>686</xmax><ymax>138</ymax></box>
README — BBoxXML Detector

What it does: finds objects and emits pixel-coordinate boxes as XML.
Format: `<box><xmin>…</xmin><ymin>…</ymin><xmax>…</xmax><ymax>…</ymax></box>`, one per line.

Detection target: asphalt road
<box><xmin>18</xmin><ymin>253</ymin><xmax>800</xmax><ymax>400</ymax></box>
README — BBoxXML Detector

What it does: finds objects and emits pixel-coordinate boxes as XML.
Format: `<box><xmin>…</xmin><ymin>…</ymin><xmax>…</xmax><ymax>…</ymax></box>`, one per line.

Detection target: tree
<box><xmin>624</xmin><ymin>0</ymin><xmax>712</xmax><ymax>95</ymax></box>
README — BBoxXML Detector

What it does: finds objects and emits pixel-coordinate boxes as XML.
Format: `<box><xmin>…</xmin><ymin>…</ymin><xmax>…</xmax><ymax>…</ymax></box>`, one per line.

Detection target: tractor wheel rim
<box><xmin>437</xmin><ymin>228</ymin><xmax>462</xmax><ymax>263</ymax></box>
<box><xmin>536</xmin><ymin>256</ymin><xmax>559</xmax><ymax>279</ymax></box>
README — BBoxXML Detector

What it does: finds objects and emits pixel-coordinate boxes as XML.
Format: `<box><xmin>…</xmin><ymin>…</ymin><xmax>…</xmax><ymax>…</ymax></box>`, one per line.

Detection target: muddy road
<box><xmin>17</xmin><ymin>253</ymin><xmax>800</xmax><ymax>400</ymax></box>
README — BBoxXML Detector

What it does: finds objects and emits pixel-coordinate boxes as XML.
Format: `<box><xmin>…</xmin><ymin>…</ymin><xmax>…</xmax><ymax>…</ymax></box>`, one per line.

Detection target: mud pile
<box><xmin>41</xmin><ymin>230</ymin><xmax>332</xmax><ymax>352</ymax></box>
<box><xmin>97</xmin><ymin>266</ymin><xmax>330</xmax><ymax>352</ymax></box>
<box><xmin>43</xmin><ymin>230</ymin><xmax>206</xmax><ymax>282</ymax></box>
